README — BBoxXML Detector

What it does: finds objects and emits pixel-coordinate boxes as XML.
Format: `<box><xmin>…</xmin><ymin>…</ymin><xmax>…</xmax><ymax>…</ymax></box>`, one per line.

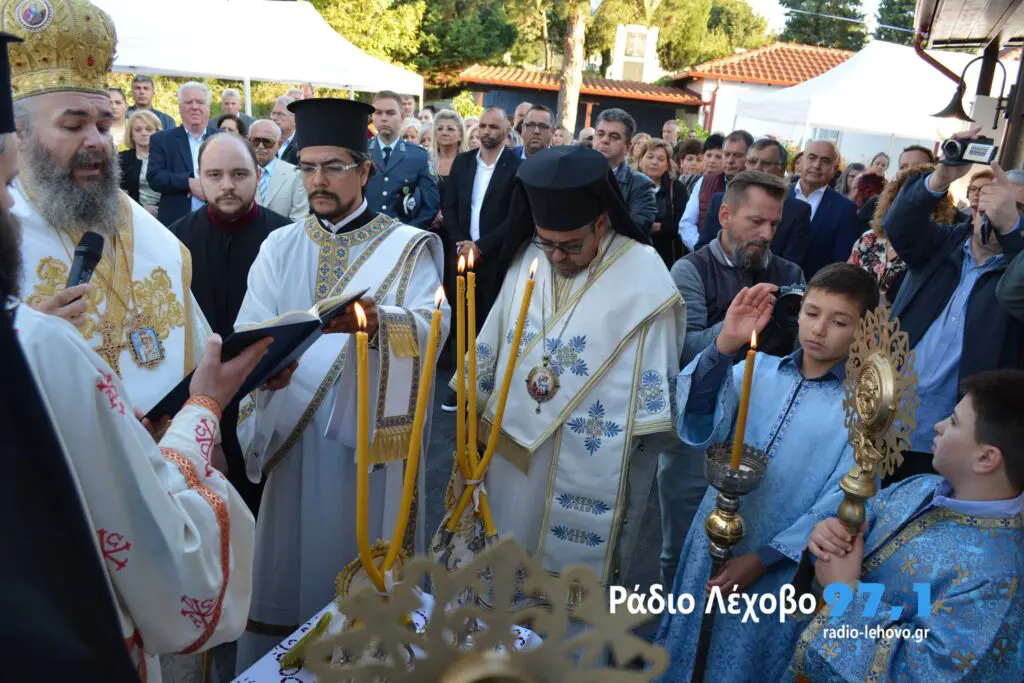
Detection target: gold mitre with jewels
<box><xmin>1</xmin><ymin>0</ymin><xmax>116</xmax><ymax>100</ymax></box>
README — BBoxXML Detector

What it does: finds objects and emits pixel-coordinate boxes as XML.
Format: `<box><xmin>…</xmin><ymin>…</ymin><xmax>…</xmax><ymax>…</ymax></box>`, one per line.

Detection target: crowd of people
<box><xmin>3</xmin><ymin>2</ymin><xmax>1023</xmax><ymax>682</ymax></box>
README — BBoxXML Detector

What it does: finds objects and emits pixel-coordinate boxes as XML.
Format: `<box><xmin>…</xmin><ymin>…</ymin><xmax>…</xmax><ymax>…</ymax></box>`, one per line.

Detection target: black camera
<box><xmin>940</xmin><ymin>137</ymin><xmax>998</xmax><ymax>166</ymax></box>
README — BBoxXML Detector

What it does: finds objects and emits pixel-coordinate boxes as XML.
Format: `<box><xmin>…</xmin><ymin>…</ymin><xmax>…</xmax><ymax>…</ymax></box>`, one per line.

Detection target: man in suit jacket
<box><xmin>697</xmin><ymin>138</ymin><xmax>811</xmax><ymax>271</ymax></box>
<box><xmin>221</xmin><ymin>88</ymin><xmax>255</xmax><ymax>128</ymax></box>
<box><xmin>511</xmin><ymin>104</ymin><xmax>554</xmax><ymax>160</ymax></box>
<box><xmin>791</xmin><ymin>139</ymin><xmax>859</xmax><ymax>277</ymax></box>
<box><xmin>127</xmin><ymin>75</ymin><xmax>175</xmax><ymax>130</ymax></box>
<box><xmin>366</xmin><ymin>90</ymin><xmax>439</xmax><ymax>229</ymax></box>
<box><xmin>146</xmin><ymin>81</ymin><xmax>220</xmax><ymax>226</ymax></box>
<box><xmin>249</xmin><ymin>119</ymin><xmax>307</xmax><ymax>222</ymax></box>
<box><xmin>593</xmin><ymin>108</ymin><xmax>656</xmax><ymax>235</ymax></box>
<box><xmin>271</xmin><ymin>96</ymin><xmax>298</xmax><ymax>165</ymax></box>
<box><xmin>439</xmin><ymin>106</ymin><xmax>520</xmax><ymax>410</ymax></box>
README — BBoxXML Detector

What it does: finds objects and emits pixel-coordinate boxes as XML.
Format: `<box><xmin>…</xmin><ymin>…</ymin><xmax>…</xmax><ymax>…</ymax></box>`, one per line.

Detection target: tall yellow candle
<box><xmin>354</xmin><ymin>303</ymin><xmax>385</xmax><ymax>591</ymax></box>
<box><xmin>465</xmin><ymin>252</ymin><xmax>496</xmax><ymax>536</ymax></box>
<box><xmin>455</xmin><ymin>256</ymin><xmax>467</xmax><ymax>475</ymax></box>
<box><xmin>383</xmin><ymin>287</ymin><xmax>445</xmax><ymax>570</ymax></box>
<box><xmin>448</xmin><ymin>257</ymin><xmax>539</xmax><ymax>531</ymax></box>
<box><xmin>730</xmin><ymin>329</ymin><xmax>758</xmax><ymax>471</ymax></box>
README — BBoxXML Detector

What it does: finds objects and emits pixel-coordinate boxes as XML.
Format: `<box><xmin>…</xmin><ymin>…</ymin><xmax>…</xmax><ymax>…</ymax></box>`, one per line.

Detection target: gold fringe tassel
<box><xmin>478</xmin><ymin>416</ymin><xmax>533</xmax><ymax>474</ymax></box>
<box><xmin>386</xmin><ymin>321</ymin><xmax>420</xmax><ymax>358</ymax></box>
<box><xmin>368</xmin><ymin>424</ymin><xmax>413</xmax><ymax>465</ymax></box>
<box><xmin>279</xmin><ymin>611</ymin><xmax>332</xmax><ymax>671</ymax></box>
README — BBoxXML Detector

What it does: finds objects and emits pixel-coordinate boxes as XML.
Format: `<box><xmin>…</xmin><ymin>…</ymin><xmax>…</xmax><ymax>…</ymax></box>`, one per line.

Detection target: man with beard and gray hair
<box><xmin>658</xmin><ymin>170</ymin><xmax>804</xmax><ymax>586</ymax></box>
<box><xmin>5</xmin><ymin>0</ymin><xmax>212</xmax><ymax>417</ymax></box>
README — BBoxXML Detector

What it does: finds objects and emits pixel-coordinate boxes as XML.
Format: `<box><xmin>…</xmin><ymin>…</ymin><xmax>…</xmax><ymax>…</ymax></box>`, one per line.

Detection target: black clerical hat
<box><xmin>288</xmin><ymin>98</ymin><xmax>374</xmax><ymax>154</ymax></box>
<box><xmin>0</xmin><ymin>33</ymin><xmax>23</xmax><ymax>135</ymax></box>
<box><xmin>493</xmin><ymin>146</ymin><xmax>649</xmax><ymax>284</ymax></box>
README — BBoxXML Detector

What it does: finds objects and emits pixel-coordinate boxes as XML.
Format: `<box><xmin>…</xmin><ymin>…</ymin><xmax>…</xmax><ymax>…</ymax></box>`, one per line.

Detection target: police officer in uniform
<box><xmin>366</xmin><ymin>89</ymin><xmax>439</xmax><ymax>229</ymax></box>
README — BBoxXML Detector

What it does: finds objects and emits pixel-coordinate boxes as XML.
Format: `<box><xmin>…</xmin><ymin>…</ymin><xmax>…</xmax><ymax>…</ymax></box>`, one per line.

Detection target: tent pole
<box><xmin>350</xmin><ymin>87</ymin><xmax>355</xmax><ymax>101</ymax></box>
<box><xmin>244</xmin><ymin>77</ymin><xmax>252</xmax><ymax>116</ymax></box>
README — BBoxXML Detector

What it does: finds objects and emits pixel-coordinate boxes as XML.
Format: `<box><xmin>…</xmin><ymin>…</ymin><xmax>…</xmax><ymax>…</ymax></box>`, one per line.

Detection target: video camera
<box><xmin>939</xmin><ymin>136</ymin><xmax>998</xmax><ymax>166</ymax></box>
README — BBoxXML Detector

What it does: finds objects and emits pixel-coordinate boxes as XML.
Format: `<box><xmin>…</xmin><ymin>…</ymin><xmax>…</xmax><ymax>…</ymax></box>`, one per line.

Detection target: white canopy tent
<box><xmin>733</xmin><ymin>40</ymin><xmax>1018</xmax><ymax>143</ymax></box>
<box><xmin>92</xmin><ymin>0</ymin><xmax>423</xmax><ymax>113</ymax></box>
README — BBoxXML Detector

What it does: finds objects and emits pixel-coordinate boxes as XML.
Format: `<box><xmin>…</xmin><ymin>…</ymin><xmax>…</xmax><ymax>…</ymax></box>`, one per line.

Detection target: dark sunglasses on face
<box><xmin>249</xmin><ymin>137</ymin><xmax>277</xmax><ymax>149</ymax></box>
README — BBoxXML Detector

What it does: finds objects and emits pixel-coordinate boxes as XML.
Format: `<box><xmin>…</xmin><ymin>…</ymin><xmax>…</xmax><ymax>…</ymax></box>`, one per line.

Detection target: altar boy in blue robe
<box><xmin>792</xmin><ymin>369</ymin><xmax>1024</xmax><ymax>682</ymax></box>
<box><xmin>657</xmin><ymin>262</ymin><xmax>881</xmax><ymax>683</ymax></box>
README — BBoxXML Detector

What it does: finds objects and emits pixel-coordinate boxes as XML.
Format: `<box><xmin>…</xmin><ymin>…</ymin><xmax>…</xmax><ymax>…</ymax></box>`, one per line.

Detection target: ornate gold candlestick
<box><xmin>838</xmin><ymin>306</ymin><xmax>918</xmax><ymax>534</ymax></box>
<box><xmin>691</xmin><ymin>443</ymin><xmax>769</xmax><ymax>683</ymax></box>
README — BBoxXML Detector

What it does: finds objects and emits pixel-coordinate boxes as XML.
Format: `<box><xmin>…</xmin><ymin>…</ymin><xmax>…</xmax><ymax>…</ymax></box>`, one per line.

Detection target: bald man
<box><xmin>791</xmin><ymin>139</ymin><xmax>859</xmax><ymax>277</ymax></box>
<box><xmin>168</xmin><ymin>133</ymin><xmax>293</xmax><ymax>513</ymax></box>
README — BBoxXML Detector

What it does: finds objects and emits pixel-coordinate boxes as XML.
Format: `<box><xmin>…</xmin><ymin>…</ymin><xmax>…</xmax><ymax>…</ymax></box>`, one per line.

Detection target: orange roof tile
<box><xmin>671</xmin><ymin>42</ymin><xmax>853</xmax><ymax>86</ymax></box>
<box><xmin>459</xmin><ymin>64</ymin><xmax>704</xmax><ymax>106</ymax></box>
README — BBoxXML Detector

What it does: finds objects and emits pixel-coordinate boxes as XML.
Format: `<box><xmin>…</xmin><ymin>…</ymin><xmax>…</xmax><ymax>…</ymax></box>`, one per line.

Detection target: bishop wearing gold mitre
<box><xmin>3</xmin><ymin>0</ymin><xmax>210</xmax><ymax>415</ymax></box>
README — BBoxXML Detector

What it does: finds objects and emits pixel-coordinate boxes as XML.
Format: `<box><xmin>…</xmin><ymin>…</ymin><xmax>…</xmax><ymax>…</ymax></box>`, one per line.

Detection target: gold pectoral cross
<box><xmin>95</xmin><ymin>318</ymin><xmax>127</xmax><ymax>376</ymax></box>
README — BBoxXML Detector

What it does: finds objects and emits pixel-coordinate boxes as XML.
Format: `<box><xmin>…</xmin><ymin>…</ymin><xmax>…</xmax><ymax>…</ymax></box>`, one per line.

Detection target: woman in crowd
<box><xmin>466</xmin><ymin>123</ymin><xmax>481</xmax><ymax>150</ymax></box>
<box><xmin>965</xmin><ymin>168</ymin><xmax>995</xmax><ymax>219</ymax></box>
<box><xmin>787</xmin><ymin>151</ymin><xmax>804</xmax><ymax>184</ymax></box>
<box><xmin>118</xmin><ymin>110</ymin><xmax>161</xmax><ymax>218</ymax></box>
<box><xmin>418</xmin><ymin>122</ymin><xmax>433</xmax><ymax>149</ymax></box>
<box><xmin>640</xmin><ymin>138</ymin><xmax>686</xmax><ymax>267</ymax></box>
<box><xmin>428</xmin><ymin>109</ymin><xmax>467</xmax><ymax>234</ymax></box>
<box><xmin>836</xmin><ymin>161</ymin><xmax>865</xmax><ymax>198</ymax></box>
<box><xmin>216</xmin><ymin>113</ymin><xmax>247</xmax><ymax>136</ymax></box>
<box><xmin>401</xmin><ymin>117</ymin><xmax>421</xmax><ymax>143</ymax></box>
<box><xmin>869</xmin><ymin>151</ymin><xmax>890</xmax><ymax>177</ymax></box>
<box><xmin>674</xmin><ymin>138</ymin><xmax>703</xmax><ymax>175</ymax></box>
<box><xmin>702</xmin><ymin>133</ymin><xmax>725</xmax><ymax>175</ymax></box>
<box><xmin>848</xmin><ymin>164</ymin><xmax>955</xmax><ymax>304</ymax></box>
<box><xmin>629</xmin><ymin>132</ymin><xmax>651</xmax><ymax>169</ymax></box>
<box><xmin>552</xmin><ymin>125</ymin><xmax>571</xmax><ymax>146</ymax></box>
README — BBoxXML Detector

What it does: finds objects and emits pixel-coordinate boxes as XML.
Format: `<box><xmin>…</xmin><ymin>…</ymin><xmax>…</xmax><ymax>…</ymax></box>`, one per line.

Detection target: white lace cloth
<box><xmin>233</xmin><ymin>592</ymin><xmax>541</xmax><ymax>682</ymax></box>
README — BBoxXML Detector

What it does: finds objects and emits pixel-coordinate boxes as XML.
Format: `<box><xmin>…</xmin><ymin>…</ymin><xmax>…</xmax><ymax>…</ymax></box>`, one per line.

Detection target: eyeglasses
<box><xmin>297</xmin><ymin>162</ymin><xmax>360</xmax><ymax>178</ymax></box>
<box><xmin>531</xmin><ymin>227</ymin><xmax>594</xmax><ymax>255</ymax></box>
<box><xmin>967</xmin><ymin>186</ymin><xmax>982</xmax><ymax>196</ymax></box>
<box><xmin>249</xmin><ymin>137</ymin><xmax>278</xmax><ymax>149</ymax></box>
<box><xmin>523</xmin><ymin>122</ymin><xmax>551</xmax><ymax>131</ymax></box>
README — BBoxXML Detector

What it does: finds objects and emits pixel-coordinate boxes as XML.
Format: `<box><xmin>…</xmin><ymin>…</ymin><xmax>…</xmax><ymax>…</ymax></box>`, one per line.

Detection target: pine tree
<box><xmin>778</xmin><ymin>0</ymin><xmax>868</xmax><ymax>51</ymax></box>
<box><xmin>873</xmin><ymin>0</ymin><xmax>915</xmax><ymax>46</ymax></box>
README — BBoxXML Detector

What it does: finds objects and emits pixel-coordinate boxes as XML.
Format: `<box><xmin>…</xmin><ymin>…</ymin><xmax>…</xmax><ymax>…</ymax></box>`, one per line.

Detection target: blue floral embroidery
<box><xmin>568</xmin><ymin>401</ymin><xmax>624</xmax><ymax>455</ymax></box>
<box><xmin>635</xmin><ymin>370</ymin><xmax>666</xmax><ymax>416</ymax></box>
<box><xmin>505</xmin><ymin>326</ymin><xmax>536</xmax><ymax>358</ymax></box>
<box><xmin>556</xmin><ymin>492</ymin><xmax>611</xmax><ymax>515</ymax></box>
<box><xmin>476</xmin><ymin>343</ymin><xmax>495</xmax><ymax>394</ymax></box>
<box><xmin>546</xmin><ymin>335</ymin><xmax>589</xmax><ymax>377</ymax></box>
<box><xmin>550</xmin><ymin>525</ymin><xmax>605</xmax><ymax>547</ymax></box>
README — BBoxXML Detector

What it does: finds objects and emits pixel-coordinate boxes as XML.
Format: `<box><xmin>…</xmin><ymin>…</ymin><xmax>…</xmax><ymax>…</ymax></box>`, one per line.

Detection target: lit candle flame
<box><xmin>529</xmin><ymin>257</ymin><xmax>539</xmax><ymax>278</ymax></box>
<box><xmin>467</xmin><ymin>250</ymin><xmax>475</xmax><ymax>270</ymax></box>
<box><xmin>354</xmin><ymin>302</ymin><xmax>367</xmax><ymax>331</ymax></box>
<box><xmin>457</xmin><ymin>254</ymin><xmax>466</xmax><ymax>274</ymax></box>
<box><xmin>435</xmin><ymin>286</ymin><xmax>446</xmax><ymax>309</ymax></box>
<box><xmin>751</xmin><ymin>329</ymin><xmax>757</xmax><ymax>350</ymax></box>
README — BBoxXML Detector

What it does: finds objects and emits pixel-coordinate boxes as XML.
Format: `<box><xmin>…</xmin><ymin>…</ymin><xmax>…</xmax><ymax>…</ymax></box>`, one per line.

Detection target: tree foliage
<box><xmin>874</xmin><ymin>0</ymin><xmax>915</xmax><ymax>45</ymax></box>
<box><xmin>778</xmin><ymin>0</ymin><xmax>868</xmax><ymax>51</ymax></box>
<box><xmin>309</xmin><ymin>0</ymin><xmax>425</xmax><ymax>67</ymax></box>
<box><xmin>450</xmin><ymin>90</ymin><xmax>483</xmax><ymax>119</ymax></box>
<box><xmin>694</xmin><ymin>0</ymin><xmax>771</xmax><ymax>63</ymax></box>
<box><xmin>587</xmin><ymin>0</ymin><xmax>644</xmax><ymax>75</ymax></box>
<box><xmin>654</xmin><ymin>0</ymin><xmax>714</xmax><ymax>72</ymax></box>
<box><xmin>415</xmin><ymin>0</ymin><xmax>518</xmax><ymax>85</ymax></box>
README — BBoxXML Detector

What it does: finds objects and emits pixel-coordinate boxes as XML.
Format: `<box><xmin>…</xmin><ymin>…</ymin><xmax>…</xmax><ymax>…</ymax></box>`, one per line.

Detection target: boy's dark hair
<box><xmin>805</xmin><ymin>263</ymin><xmax>880</xmax><ymax>316</ymax></box>
<box><xmin>960</xmin><ymin>370</ymin><xmax>1024</xmax><ymax>489</ymax></box>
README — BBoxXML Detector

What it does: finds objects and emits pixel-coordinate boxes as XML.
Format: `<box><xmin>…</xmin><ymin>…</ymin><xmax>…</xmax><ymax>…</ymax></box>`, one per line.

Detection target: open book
<box><xmin>145</xmin><ymin>288</ymin><xmax>369</xmax><ymax>421</ymax></box>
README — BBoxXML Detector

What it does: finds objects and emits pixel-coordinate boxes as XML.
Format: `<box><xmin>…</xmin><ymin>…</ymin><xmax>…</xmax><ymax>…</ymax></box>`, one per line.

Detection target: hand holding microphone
<box><xmin>30</xmin><ymin>231</ymin><xmax>104</xmax><ymax>329</ymax></box>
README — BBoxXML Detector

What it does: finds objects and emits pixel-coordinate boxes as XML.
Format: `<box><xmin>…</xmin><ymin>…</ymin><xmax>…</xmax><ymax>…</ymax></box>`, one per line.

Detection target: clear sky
<box><xmin>746</xmin><ymin>0</ymin><xmax>883</xmax><ymax>35</ymax></box>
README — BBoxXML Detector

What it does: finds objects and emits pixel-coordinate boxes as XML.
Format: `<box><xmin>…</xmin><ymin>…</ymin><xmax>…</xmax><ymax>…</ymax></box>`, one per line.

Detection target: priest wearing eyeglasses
<box><xmin>234</xmin><ymin>98</ymin><xmax>449</xmax><ymax>671</ymax></box>
<box><xmin>449</xmin><ymin>146</ymin><xmax>685</xmax><ymax>588</ymax></box>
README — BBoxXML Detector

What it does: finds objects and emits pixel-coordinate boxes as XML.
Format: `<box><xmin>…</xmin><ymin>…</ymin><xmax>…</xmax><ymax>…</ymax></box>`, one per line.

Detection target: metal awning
<box><xmin>916</xmin><ymin>0</ymin><xmax>1024</xmax><ymax>48</ymax></box>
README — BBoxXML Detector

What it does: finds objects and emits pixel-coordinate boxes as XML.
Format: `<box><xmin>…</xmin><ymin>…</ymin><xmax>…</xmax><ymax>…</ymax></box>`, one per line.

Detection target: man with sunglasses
<box><xmin>234</xmin><ymin>98</ymin><xmax>448</xmax><ymax>672</ymax></box>
<box><xmin>444</xmin><ymin>145</ymin><xmax>684</xmax><ymax>592</ymax></box>
<box><xmin>248</xmin><ymin>119</ymin><xmax>308</xmax><ymax>222</ymax></box>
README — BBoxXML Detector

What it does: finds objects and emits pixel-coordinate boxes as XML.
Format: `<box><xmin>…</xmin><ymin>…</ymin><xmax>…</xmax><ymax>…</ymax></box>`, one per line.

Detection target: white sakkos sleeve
<box><xmin>17</xmin><ymin>305</ymin><xmax>255</xmax><ymax>656</ymax></box>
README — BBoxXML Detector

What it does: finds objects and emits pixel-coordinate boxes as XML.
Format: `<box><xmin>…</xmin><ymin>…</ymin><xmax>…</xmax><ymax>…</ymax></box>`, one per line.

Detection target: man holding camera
<box><xmin>659</xmin><ymin>170</ymin><xmax>804</xmax><ymax>585</ymax></box>
<box><xmin>882</xmin><ymin>127</ymin><xmax>1024</xmax><ymax>485</ymax></box>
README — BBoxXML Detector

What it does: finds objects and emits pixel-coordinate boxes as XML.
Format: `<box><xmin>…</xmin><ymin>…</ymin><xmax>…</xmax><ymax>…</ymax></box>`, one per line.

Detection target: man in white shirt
<box><xmin>221</xmin><ymin>88</ymin><xmax>254</xmax><ymax>128</ymax></box>
<box><xmin>790</xmin><ymin>139</ymin><xmax>859</xmax><ymax>277</ymax></box>
<box><xmin>677</xmin><ymin>130</ymin><xmax>751</xmax><ymax>251</ymax></box>
<box><xmin>248</xmin><ymin>119</ymin><xmax>308</xmax><ymax>222</ymax></box>
<box><xmin>439</xmin><ymin>106</ymin><xmax>521</xmax><ymax>411</ymax></box>
<box><xmin>270</xmin><ymin>96</ymin><xmax>298</xmax><ymax>164</ymax></box>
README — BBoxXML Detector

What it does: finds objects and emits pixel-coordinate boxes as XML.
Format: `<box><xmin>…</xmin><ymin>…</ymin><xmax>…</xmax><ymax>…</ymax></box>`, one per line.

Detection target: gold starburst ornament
<box><xmin>837</xmin><ymin>305</ymin><xmax>919</xmax><ymax>533</ymax></box>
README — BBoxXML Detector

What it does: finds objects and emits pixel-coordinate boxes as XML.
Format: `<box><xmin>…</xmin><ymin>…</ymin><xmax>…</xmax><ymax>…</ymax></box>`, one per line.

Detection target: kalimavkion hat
<box><xmin>288</xmin><ymin>97</ymin><xmax>374</xmax><ymax>154</ymax></box>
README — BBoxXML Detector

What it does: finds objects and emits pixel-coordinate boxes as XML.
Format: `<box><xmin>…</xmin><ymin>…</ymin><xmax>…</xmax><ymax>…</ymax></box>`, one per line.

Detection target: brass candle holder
<box><xmin>691</xmin><ymin>442</ymin><xmax>769</xmax><ymax>683</ymax></box>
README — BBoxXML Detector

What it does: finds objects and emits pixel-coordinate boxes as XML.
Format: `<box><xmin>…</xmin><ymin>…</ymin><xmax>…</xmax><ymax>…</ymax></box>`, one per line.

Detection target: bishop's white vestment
<box><xmin>13</xmin><ymin>301</ymin><xmax>255</xmax><ymax>683</ymax></box>
<box><xmin>14</xmin><ymin>183</ymin><xmax>211</xmax><ymax>414</ymax></box>
<box><xmin>455</xmin><ymin>234</ymin><xmax>685</xmax><ymax>585</ymax></box>
<box><xmin>234</xmin><ymin>207</ymin><xmax>449</xmax><ymax>669</ymax></box>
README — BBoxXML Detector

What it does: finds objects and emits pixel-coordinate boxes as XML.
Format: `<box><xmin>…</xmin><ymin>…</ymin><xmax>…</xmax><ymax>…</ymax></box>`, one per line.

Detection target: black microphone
<box><xmin>65</xmin><ymin>231</ymin><xmax>105</xmax><ymax>290</ymax></box>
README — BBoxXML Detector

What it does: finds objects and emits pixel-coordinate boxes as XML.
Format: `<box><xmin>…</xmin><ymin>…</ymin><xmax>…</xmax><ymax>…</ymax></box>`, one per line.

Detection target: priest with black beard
<box><xmin>168</xmin><ymin>132</ymin><xmax>291</xmax><ymax>513</ymax></box>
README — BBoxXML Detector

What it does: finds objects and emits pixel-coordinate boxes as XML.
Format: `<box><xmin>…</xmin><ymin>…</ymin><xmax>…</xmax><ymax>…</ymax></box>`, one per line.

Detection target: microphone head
<box><xmin>75</xmin><ymin>231</ymin><xmax>104</xmax><ymax>261</ymax></box>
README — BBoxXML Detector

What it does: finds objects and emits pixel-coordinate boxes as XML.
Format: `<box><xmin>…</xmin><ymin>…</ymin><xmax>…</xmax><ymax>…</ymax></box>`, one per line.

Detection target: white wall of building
<box><xmin>696</xmin><ymin>79</ymin><xmax>779</xmax><ymax>134</ymax></box>
<box><xmin>609</xmin><ymin>24</ymin><xmax>668</xmax><ymax>82</ymax></box>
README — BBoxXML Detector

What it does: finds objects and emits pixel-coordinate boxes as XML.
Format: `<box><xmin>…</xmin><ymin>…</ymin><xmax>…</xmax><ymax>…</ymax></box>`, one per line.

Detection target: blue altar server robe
<box><xmin>790</xmin><ymin>474</ymin><xmax>1024</xmax><ymax>682</ymax></box>
<box><xmin>657</xmin><ymin>348</ymin><xmax>855</xmax><ymax>683</ymax></box>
